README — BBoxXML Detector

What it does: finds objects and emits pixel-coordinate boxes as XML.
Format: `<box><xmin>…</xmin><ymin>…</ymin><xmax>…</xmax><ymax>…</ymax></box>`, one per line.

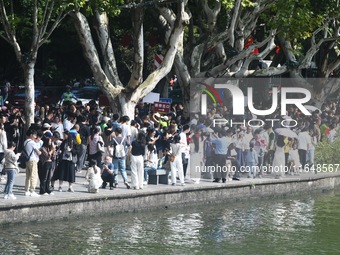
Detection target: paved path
<box><xmin>0</xmin><ymin>169</ymin><xmax>337</xmax><ymax>207</ymax></box>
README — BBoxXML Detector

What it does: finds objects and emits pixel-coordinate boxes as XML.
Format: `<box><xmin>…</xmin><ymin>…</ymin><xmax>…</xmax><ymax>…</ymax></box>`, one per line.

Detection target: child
<box><xmin>245</xmin><ymin>142</ymin><xmax>258</xmax><ymax>178</ymax></box>
<box><xmin>85</xmin><ymin>159</ymin><xmax>102</xmax><ymax>193</ymax></box>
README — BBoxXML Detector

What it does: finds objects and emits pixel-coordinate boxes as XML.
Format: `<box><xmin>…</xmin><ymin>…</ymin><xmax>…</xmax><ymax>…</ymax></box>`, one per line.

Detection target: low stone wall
<box><xmin>1</xmin><ymin>173</ymin><xmax>340</xmax><ymax>224</ymax></box>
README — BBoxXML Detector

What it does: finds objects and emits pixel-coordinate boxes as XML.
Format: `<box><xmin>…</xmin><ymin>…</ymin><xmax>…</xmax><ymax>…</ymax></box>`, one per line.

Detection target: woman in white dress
<box><xmin>272</xmin><ymin>135</ymin><xmax>287</xmax><ymax>179</ymax></box>
<box><xmin>85</xmin><ymin>159</ymin><xmax>102</xmax><ymax>193</ymax></box>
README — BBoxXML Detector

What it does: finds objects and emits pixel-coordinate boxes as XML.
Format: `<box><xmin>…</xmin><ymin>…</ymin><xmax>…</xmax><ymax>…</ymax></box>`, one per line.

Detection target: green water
<box><xmin>1</xmin><ymin>190</ymin><xmax>340</xmax><ymax>255</ymax></box>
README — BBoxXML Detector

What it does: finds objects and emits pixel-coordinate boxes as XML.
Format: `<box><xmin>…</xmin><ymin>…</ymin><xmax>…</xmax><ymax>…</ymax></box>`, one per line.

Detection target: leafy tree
<box><xmin>172</xmin><ymin>0</ymin><xmax>340</xmax><ymax>113</ymax></box>
<box><xmin>70</xmin><ymin>0</ymin><xmax>190</xmax><ymax>118</ymax></box>
<box><xmin>0</xmin><ymin>0</ymin><xmax>83</xmax><ymax>128</ymax></box>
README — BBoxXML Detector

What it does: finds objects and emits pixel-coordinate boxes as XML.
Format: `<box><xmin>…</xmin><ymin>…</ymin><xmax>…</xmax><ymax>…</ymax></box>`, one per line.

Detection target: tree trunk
<box><xmin>23</xmin><ymin>63</ymin><xmax>36</xmax><ymax>129</ymax></box>
<box><xmin>119</xmin><ymin>94</ymin><xmax>136</xmax><ymax>120</ymax></box>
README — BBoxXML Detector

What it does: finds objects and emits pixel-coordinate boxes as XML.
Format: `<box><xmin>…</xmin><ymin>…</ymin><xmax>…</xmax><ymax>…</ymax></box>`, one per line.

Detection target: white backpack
<box><xmin>112</xmin><ymin>137</ymin><xmax>126</xmax><ymax>158</ymax></box>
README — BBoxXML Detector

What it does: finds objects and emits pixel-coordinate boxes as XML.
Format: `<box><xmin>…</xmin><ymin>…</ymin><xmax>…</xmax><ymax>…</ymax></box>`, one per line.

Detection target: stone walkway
<box><xmin>0</xmin><ymin>169</ymin><xmax>337</xmax><ymax>207</ymax></box>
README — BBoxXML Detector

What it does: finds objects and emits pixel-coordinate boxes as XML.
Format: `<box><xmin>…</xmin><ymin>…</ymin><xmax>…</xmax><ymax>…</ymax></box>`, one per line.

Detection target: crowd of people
<box><xmin>195</xmin><ymin>95</ymin><xmax>340</xmax><ymax>182</ymax></box>
<box><xmin>0</xmin><ymin>94</ymin><xmax>192</xmax><ymax>199</ymax></box>
<box><xmin>0</xmin><ymin>84</ymin><xmax>339</xmax><ymax>200</ymax></box>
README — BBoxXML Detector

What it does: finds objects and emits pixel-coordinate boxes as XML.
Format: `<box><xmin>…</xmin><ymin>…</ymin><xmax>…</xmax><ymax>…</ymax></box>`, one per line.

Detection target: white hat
<box><xmin>154</xmin><ymin>112</ymin><xmax>161</xmax><ymax>118</ymax></box>
<box><xmin>162</xmin><ymin>116</ymin><xmax>169</xmax><ymax>120</ymax></box>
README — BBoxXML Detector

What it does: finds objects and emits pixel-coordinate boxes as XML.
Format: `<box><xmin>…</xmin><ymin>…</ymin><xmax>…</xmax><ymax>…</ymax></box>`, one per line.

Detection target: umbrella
<box><xmin>304</xmin><ymin>105</ymin><xmax>321</xmax><ymax>113</ymax></box>
<box><xmin>275</xmin><ymin>128</ymin><xmax>297</xmax><ymax>138</ymax></box>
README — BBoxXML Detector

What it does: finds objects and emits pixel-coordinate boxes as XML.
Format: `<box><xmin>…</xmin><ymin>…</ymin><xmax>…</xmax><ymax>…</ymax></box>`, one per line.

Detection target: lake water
<box><xmin>1</xmin><ymin>189</ymin><xmax>340</xmax><ymax>255</ymax></box>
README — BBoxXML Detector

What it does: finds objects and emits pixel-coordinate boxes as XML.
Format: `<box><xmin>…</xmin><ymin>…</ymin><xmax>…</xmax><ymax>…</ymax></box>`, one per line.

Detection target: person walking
<box><xmin>3</xmin><ymin>142</ymin><xmax>20</xmax><ymax>200</ymax></box>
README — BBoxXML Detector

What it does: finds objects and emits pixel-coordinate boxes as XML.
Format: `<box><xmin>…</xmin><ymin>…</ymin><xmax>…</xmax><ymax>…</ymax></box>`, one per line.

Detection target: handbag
<box><xmin>169</xmin><ymin>153</ymin><xmax>176</xmax><ymax>162</ymax></box>
<box><xmin>97</xmin><ymin>140</ymin><xmax>105</xmax><ymax>154</ymax></box>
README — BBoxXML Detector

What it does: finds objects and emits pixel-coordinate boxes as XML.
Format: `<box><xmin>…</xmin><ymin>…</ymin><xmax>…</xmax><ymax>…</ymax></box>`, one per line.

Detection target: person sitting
<box><xmin>144</xmin><ymin>144</ymin><xmax>158</xmax><ymax>184</ymax></box>
<box><xmin>85</xmin><ymin>159</ymin><xmax>102</xmax><ymax>193</ymax></box>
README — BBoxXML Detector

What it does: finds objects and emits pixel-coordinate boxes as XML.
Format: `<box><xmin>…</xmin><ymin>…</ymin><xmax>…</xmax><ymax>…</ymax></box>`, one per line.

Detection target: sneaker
<box><xmin>101</xmin><ymin>182</ymin><xmax>107</xmax><ymax>189</ymax></box>
<box><xmin>143</xmin><ymin>181</ymin><xmax>148</xmax><ymax>185</ymax></box>
<box><xmin>124</xmin><ymin>182</ymin><xmax>131</xmax><ymax>189</ymax></box>
<box><xmin>114</xmin><ymin>183</ymin><xmax>119</xmax><ymax>188</ymax></box>
<box><xmin>139</xmin><ymin>187</ymin><xmax>143</xmax><ymax>190</ymax></box>
<box><xmin>8</xmin><ymin>194</ymin><xmax>16</xmax><ymax>200</ymax></box>
<box><xmin>43</xmin><ymin>193</ymin><xmax>49</xmax><ymax>196</ymax></box>
<box><xmin>58</xmin><ymin>187</ymin><xmax>63</xmax><ymax>192</ymax></box>
<box><xmin>49</xmin><ymin>192</ymin><xmax>55</xmax><ymax>196</ymax></box>
<box><xmin>133</xmin><ymin>187</ymin><xmax>139</xmax><ymax>190</ymax></box>
<box><xmin>4</xmin><ymin>194</ymin><xmax>8</xmax><ymax>199</ymax></box>
<box><xmin>30</xmin><ymin>192</ymin><xmax>41</xmax><ymax>197</ymax></box>
<box><xmin>25</xmin><ymin>191</ymin><xmax>31</xmax><ymax>196</ymax></box>
<box><xmin>68</xmin><ymin>187</ymin><xmax>74</xmax><ymax>192</ymax></box>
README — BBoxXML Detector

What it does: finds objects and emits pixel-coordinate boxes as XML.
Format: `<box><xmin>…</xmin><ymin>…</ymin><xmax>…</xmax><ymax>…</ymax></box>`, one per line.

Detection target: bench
<box><xmin>148</xmin><ymin>169</ymin><xmax>171</xmax><ymax>185</ymax></box>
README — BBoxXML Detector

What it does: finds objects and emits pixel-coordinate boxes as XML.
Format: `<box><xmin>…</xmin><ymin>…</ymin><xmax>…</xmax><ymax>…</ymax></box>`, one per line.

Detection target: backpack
<box><xmin>18</xmin><ymin>140</ymin><xmax>34</xmax><ymax>169</ymax></box>
<box><xmin>112</xmin><ymin>137</ymin><xmax>126</xmax><ymax>158</ymax></box>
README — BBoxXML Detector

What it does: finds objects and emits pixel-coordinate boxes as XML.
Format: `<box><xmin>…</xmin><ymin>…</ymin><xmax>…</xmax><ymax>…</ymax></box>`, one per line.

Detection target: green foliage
<box><xmin>315</xmin><ymin>130</ymin><xmax>340</xmax><ymax>166</ymax></box>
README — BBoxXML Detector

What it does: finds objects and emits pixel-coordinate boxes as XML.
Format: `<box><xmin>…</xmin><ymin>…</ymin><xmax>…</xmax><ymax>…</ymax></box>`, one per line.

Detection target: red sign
<box><xmin>153</xmin><ymin>101</ymin><xmax>170</xmax><ymax>114</ymax></box>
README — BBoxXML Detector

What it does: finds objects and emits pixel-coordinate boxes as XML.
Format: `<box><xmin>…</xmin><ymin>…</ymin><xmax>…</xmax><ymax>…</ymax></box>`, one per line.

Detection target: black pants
<box><xmin>101</xmin><ymin>174</ymin><xmax>115</xmax><ymax>187</ymax></box>
<box><xmin>89</xmin><ymin>152</ymin><xmax>102</xmax><ymax>167</ymax></box>
<box><xmin>182</xmin><ymin>153</ymin><xmax>188</xmax><ymax>177</ymax></box>
<box><xmin>298</xmin><ymin>149</ymin><xmax>307</xmax><ymax>168</ymax></box>
<box><xmin>39</xmin><ymin>161</ymin><xmax>53</xmax><ymax>194</ymax></box>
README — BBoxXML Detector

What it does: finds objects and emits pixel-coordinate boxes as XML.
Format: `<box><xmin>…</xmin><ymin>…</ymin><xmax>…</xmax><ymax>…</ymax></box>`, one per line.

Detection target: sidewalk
<box><xmin>0</xmin><ymin>169</ymin><xmax>337</xmax><ymax>205</ymax></box>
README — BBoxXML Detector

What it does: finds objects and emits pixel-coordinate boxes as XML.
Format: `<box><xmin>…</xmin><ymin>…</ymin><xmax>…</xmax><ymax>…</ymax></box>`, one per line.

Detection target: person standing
<box><xmin>0</xmin><ymin>123</ymin><xmax>7</xmax><ymax>165</ymax></box>
<box><xmin>297</xmin><ymin>127</ymin><xmax>311</xmax><ymax>169</ymax></box>
<box><xmin>272</xmin><ymin>135</ymin><xmax>287</xmax><ymax>179</ymax></box>
<box><xmin>88</xmin><ymin>126</ymin><xmax>103</xmax><ymax>167</ymax></box>
<box><xmin>129</xmin><ymin>132</ymin><xmax>146</xmax><ymax>190</ymax></box>
<box><xmin>38</xmin><ymin>137</ymin><xmax>55</xmax><ymax>195</ymax></box>
<box><xmin>3</xmin><ymin>142</ymin><xmax>20</xmax><ymax>200</ymax></box>
<box><xmin>77</xmin><ymin>115</ymin><xmax>90</xmax><ymax>172</ymax></box>
<box><xmin>60</xmin><ymin>85</ymin><xmax>78</xmax><ymax>107</ymax></box>
<box><xmin>24</xmin><ymin>129</ymin><xmax>42</xmax><ymax>197</ymax></box>
<box><xmin>179</xmin><ymin>124</ymin><xmax>190</xmax><ymax>178</ymax></box>
<box><xmin>56</xmin><ymin>130</ymin><xmax>76</xmax><ymax>192</ymax></box>
<box><xmin>210</xmin><ymin>130</ymin><xmax>230</xmax><ymax>183</ymax></box>
<box><xmin>110</xmin><ymin>127</ymin><xmax>130</xmax><ymax>189</ymax></box>
<box><xmin>170</xmin><ymin>135</ymin><xmax>185</xmax><ymax>186</ymax></box>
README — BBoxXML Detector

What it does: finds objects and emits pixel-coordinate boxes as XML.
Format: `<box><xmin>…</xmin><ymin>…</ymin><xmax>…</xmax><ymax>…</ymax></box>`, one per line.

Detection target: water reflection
<box><xmin>1</xmin><ymin>191</ymin><xmax>340</xmax><ymax>254</ymax></box>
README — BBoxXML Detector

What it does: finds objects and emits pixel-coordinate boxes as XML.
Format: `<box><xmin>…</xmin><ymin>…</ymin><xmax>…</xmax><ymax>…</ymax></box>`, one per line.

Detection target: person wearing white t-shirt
<box><xmin>120</xmin><ymin>116</ymin><xmax>132</xmax><ymax>145</ymax></box>
<box><xmin>179</xmin><ymin>124</ymin><xmax>190</xmax><ymax>178</ymax></box>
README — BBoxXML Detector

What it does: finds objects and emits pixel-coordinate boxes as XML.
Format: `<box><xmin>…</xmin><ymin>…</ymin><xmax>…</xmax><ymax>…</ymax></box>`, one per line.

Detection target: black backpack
<box><xmin>18</xmin><ymin>140</ymin><xmax>34</xmax><ymax>169</ymax></box>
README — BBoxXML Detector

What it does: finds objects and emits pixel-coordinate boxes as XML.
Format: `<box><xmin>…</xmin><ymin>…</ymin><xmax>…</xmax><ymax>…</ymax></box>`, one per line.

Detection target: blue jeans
<box><xmin>4</xmin><ymin>169</ymin><xmax>16</xmax><ymax>195</ymax></box>
<box><xmin>113</xmin><ymin>158</ymin><xmax>128</xmax><ymax>183</ymax></box>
